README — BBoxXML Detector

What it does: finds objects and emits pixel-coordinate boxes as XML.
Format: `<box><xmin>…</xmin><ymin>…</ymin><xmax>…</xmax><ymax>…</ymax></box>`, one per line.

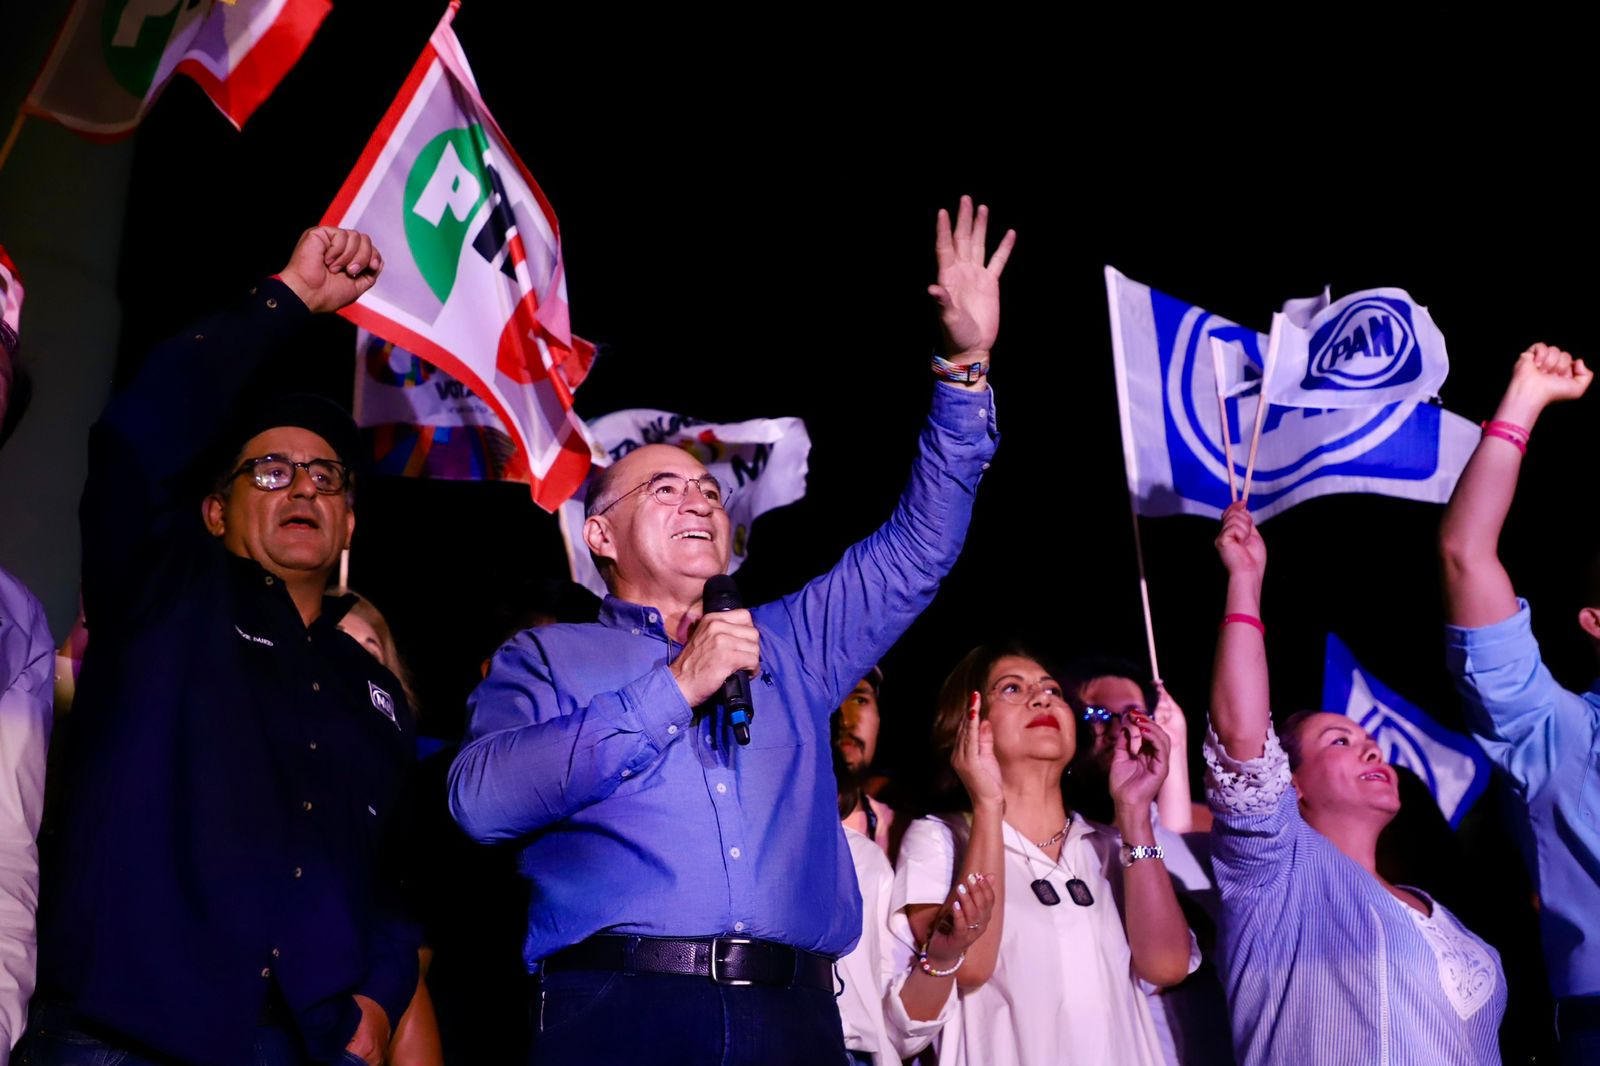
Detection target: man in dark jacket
<box><xmin>22</xmin><ymin>227</ymin><xmax>419</xmax><ymax>1066</ymax></box>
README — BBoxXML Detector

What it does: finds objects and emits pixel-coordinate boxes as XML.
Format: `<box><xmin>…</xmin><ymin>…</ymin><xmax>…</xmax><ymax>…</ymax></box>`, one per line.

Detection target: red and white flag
<box><xmin>25</xmin><ymin>0</ymin><xmax>329</xmax><ymax>139</ymax></box>
<box><xmin>322</xmin><ymin>2</ymin><xmax>597</xmax><ymax>511</ymax></box>
<box><xmin>0</xmin><ymin>246</ymin><xmax>22</xmax><ymax>385</ymax></box>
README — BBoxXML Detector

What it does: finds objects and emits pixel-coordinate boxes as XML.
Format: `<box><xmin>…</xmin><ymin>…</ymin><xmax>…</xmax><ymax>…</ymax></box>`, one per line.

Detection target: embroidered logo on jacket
<box><xmin>235</xmin><ymin>625</ymin><xmax>274</xmax><ymax>647</ymax></box>
<box><xmin>369</xmin><ymin>681</ymin><xmax>398</xmax><ymax>727</ymax></box>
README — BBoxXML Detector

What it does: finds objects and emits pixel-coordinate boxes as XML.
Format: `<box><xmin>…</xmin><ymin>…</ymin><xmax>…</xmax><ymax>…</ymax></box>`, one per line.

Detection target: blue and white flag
<box><xmin>1105</xmin><ymin>267</ymin><xmax>1479</xmax><ymax>522</ymax></box>
<box><xmin>1264</xmin><ymin>287</ymin><xmax>1450</xmax><ymax>409</ymax></box>
<box><xmin>1322</xmin><ymin>633</ymin><xmax>1492</xmax><ymax>828</ymax></box>
<box><xmin>557</xmin><ymin>409</ymin><xmax>812</xmax><ymax>598</ymax></box>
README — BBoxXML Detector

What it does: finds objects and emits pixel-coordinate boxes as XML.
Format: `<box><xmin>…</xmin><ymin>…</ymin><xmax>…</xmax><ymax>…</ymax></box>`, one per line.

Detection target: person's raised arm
<box><xmin>929</xmin><ymin>195</ymin><xmax>1015</xmax><ymax>392</ymax></box>
<box><xmin>1210</xmin><ymin>502</ymin><xmax>1269</xmax><ymax>761</ymax></box>
<box><xmin>905</xmin><ymin>695</ymin><xmax>1005</xmax><ymax>990</ymax></box>
<box><xmin>1109</xmin><ymin>710</ymin><xmax>1193</xmax><ymax>987</ymax></box>
<box><xmin>1439</xmin><ymin>343</ymin><xmax>1592</xmax><ymax>628</ymax></box>
<box><xmin>1151</xmin><ymin>683</ymin><xmax>1195</xmax><ymax>832</ymax></box>
<box><xmin>82</xmin><ymin>227</ymin><xmax>381</xmax><ymax>619</ymax></box>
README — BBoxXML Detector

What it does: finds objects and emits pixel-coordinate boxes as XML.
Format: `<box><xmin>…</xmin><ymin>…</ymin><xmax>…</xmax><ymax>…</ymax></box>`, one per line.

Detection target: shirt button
<box><xmin>249</xmin><ymin>286</ymin><xmax>259</xmax><ymax>296</ymax></box>
<box><xmin>978</xmin><ymin>407</ymin><xmax>988</xmax><ymax>417</ymax></box>
<box><xmin>293</xmin><ymin>866</ymin><xmax>303</xmax><ymax>878</ymax></box>
<box><xmin>302</xmin><ymin>801</ymin><xmax>313</xmax><ymax>812</ymax></box>
<box><xmin>194</xmin><ymin>333</ymin><xmax>205</xmax><ymax>342</ymax></box>
<box><xmin>308</xmin><ymin>740</ymin><xmax>317</xmax><ymax>751</ymax></box>
<box><xmin>733</xmin><ymin>922</ymin><xmax>745</xmax><ymax>932</ymax></box>
<box><xmin>631</xmin><ymin>628</ymin><xmax>641</xmax><ymax>636</ymax></box>
<box><xmin>311</xmin><ymin>682</ymin><xmax>321</xmax><ymax>692</ymax></box>
<box><xmin>981</xmin><ymin>461</ymin><xmax>992</xmax><ymax>470</ymax></box>
<box><xmin>667</xmin><ymin>724</ymin><xmax>678</xmax><ymax>735</ymax></box>
<box><xmin>729</xmin><ymin>847</ymin><xmax>741</xmax><ymax>859</ymax></box>
<box><xmin>271</xmin><ymin>948</ymin><xmax>281</xmax><ymax>958</ymax></box>
<box><xmin>264</xmin><ymin>576</ymin><xmax>275</xmax><ymax>586</ymax></box>
<box><xmin>647</xmin><ymin>612</ymin><xmax>658</xmax><ymax>623</ymax></box>
<box><xmin>716</xmin><ymin>783</ymin><xmax>728</xmax><ymax>794</ymax></box>
<box><xmin>261</xmin><ymin>966</ymin><xmax>271</xmax><ymax>978</ymax></box>
<box><xmin>621</xmin><ymin>769</ymin><xmax>632</xmax><ymax>778</ymax></box>
<box><xmin>265</xmin><ymin>298</ymin><xmax>278</xmax><ymax>309</ymax></box>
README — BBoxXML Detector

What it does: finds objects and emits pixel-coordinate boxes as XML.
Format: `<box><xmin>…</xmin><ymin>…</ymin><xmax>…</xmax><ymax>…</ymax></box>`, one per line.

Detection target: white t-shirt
<box><xmin>837</xmin><ymin>826</ymin><xmax>953</xmax><ymax>1062</ymax></box>
<box><xmin>890</xmin><ymin>813</ymin><xmax>1179</xmax><ymax>1066</ymax></box>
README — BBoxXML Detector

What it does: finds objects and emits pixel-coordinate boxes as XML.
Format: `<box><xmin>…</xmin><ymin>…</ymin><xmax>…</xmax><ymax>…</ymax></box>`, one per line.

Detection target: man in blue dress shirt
<box><xmin>1439</xmin><ymin>341</ymin><xmax>1598</xmax><ymax>1064</ymax></box>
<box><xmin>449</xmin><ymin>198</ymin><xmax>1014</xmax><ymax>1066</ymax></box>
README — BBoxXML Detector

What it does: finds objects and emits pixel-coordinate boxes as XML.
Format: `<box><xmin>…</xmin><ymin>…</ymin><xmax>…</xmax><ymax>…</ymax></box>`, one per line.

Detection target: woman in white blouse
<box><xmin>891</xmin><ymin>641</ymin><xmax>1196</xmax><ymax>1066</ymax></box>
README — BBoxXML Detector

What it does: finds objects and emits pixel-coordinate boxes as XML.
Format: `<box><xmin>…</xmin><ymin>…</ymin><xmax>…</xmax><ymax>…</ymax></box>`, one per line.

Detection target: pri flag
<box><xmin>1322</xmin><ymin>633</ymin><xmax>1491</xmax><ymax>828</ymax></box>
<box><xmin>1263</xmin><ymin>288</ymin><xmax>1450</xmax><ymax>409</ymax></box>
<box><xmin>25</xmin><ymin>0</ymin><xmax>329</xmax><ymax>138</ymax></box>
<box><xmin>1105</xmin><ymin>266</ymin><xmax>1479</xmax><ymax>522</ymax></box>
<box><xmin>352</xmin><ymin>330</ymin><xmax>526</xmax><ymax>482</ymax></box>
<box><xmin>322</xmin><ymin>3</ymin><xmax>596</xmax><ymax>511</ymax></box>
<box><xmin>558</xmin><ymin>411</ymin><xmax>812</xmax><ymax>598</ymax></box>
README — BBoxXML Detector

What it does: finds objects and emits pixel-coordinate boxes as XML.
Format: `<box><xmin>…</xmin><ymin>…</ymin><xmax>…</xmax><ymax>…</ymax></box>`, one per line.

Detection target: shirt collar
<box><xmin>598</xmin><ymin>595</ymin><xmax>671</xmax><ymax>639</ymax></box>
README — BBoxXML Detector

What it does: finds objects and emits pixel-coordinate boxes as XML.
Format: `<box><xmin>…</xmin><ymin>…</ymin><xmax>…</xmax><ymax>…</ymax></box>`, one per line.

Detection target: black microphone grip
<box><xmin>703</xmin><ymin>575</ymin><xmax>754</xmax><ymax>745</ymax></box>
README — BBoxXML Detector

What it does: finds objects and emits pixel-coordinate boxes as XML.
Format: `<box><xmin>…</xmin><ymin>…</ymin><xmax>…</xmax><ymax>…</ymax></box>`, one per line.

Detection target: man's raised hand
<box><xmin>929</xmin><ymin>196</ymin><xmax>1016</xmax><ymax>363</ymax></box>
<box><xmin>279</xmin><ymin>226</ymin><xmax>385</xmax><ymax>314</ymax></box>
<box><xmin>1215</xmin><ymin>501</ymin><xmax>1266</xmax><ymax>583</ymax></box>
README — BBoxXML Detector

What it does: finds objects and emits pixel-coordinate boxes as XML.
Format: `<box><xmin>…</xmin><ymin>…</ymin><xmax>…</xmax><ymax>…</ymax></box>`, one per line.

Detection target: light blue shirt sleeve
<box><xmin>1444</xmin><ymin>598</ymin><xmax>1598</xmax><ymax>801</ymax></box>
<box><xmin>448</xmin><ymin>634</ymin><xmax>695</xmax><ymax>843</ymax></box>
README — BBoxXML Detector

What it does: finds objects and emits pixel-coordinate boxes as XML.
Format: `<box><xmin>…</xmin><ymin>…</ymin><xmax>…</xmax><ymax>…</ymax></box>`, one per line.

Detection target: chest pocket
<box><xmin>740</xmin><ymin>668</ymin><xmax>809</xmax><ymax>751</ymax></box>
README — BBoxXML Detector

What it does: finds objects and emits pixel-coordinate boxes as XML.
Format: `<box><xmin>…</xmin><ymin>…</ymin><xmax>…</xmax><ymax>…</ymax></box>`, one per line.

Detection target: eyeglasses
<box><xmin>593</xmin><ymin>472</ymin><xmax>731</xmax><ymax>516</ymax></box>
<box><xmin>988</xmin><ymin>679</ymin><xmax>1065</xmax><ymax>705</ymax></box>
<box><xmin>229</xmin><ymin>455</ymin><xmax>351</xmax><ymax>494</ymax></box>
<box><xmin>1080</xmin><ymin>704</ymin><xmax>1147</xmax><ymax>725</ymax></box>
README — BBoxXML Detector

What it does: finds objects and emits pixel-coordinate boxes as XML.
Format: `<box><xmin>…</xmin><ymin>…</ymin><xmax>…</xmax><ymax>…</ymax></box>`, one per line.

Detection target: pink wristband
<box><xmin>1480</xmin><ymin>420</ymin><xmax>1529</xmax><ymax>455</ymax></box>
<box><xmin>1221</xmin><ymin>613</ymin><xmax>1266</xmax><ymax>637</ymax></box>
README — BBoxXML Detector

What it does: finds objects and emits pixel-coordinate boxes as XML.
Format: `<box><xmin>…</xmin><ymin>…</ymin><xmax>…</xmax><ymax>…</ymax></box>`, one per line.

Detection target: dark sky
<box><xmin>99</xmin><ymin>6</ymin><xmax>1597</xmax><ymax>787</ymax></box>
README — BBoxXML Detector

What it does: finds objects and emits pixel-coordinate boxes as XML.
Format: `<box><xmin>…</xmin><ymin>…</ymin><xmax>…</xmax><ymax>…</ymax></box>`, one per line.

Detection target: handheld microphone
<box><xmin>703</xmin><ymin>575</ymin><xmax>754</xmax><ymax>746</ymax></box>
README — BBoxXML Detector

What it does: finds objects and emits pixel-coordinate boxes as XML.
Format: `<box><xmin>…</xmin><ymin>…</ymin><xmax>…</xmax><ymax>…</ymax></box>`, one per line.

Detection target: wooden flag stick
<box><xmin>0</xmin><ymin>112</ymin><xmax>25</xmax><ymax>175</ymax></box>
<box><xmin>1210</xmin><ymin>337</ymin><xmax>1239</xmax><ymax>503</ymax></box>
<box><xmin>1241</xmin><ymin>317</ymin><xmax>1282</xmax><ymax>506</ymax></box>
<box><xmin>1127</xmin><ymin>506</ymin><xmax>1162</xmax><ymax>685</ymax></box>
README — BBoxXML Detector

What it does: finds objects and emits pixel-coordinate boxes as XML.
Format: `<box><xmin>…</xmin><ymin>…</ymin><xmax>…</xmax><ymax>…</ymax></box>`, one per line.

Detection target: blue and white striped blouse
<box><xmin>1205</xmin><ymin>726</ymin><xmax>1505</xmax><ymax>1066</ymax></box>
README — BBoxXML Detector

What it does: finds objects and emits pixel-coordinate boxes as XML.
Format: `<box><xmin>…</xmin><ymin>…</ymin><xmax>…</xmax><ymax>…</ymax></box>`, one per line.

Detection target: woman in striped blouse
<box><xmin>1208</xmin><ymin>502</ymin><xmax>1505</xmax><ymax>1065</ymax></box>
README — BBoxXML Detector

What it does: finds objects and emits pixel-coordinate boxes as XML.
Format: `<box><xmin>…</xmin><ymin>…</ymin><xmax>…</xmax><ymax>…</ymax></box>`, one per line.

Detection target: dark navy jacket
<box><xmin>37</xmin><ymin>280</ymin><xmax>420</xmax><ymax>1065</ymax></box>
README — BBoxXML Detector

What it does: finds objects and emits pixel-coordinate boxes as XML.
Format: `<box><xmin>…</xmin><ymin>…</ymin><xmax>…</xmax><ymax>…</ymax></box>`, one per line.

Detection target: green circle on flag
<box><xmin>101</xmin><ymin>0</ymin><xmax>190</xmax><ymax>97</ymax></box>
<box><xmin>404</xmin><ymin>125</ymin><xmax>493</xmax><ymax>304</ymax></box>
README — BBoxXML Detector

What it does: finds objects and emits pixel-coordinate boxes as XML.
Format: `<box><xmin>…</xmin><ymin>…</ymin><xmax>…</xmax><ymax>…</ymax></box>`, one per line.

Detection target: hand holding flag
<box><xmin>929</xmin><ymin>196</ymin><xmax>1016</xmax><ymax>364</ymax></box>
<box><xmin>278</xmin><ymin>227</ymin><xmax>384</xmax><ymax>314</ymax></box>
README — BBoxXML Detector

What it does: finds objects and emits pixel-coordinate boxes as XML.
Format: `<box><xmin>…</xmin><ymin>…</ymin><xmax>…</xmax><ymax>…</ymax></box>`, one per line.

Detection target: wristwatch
<box><xmin>1119</xmin><ymin>843</ymin><xmax>1165</xmax><ymax>867</ymax></box>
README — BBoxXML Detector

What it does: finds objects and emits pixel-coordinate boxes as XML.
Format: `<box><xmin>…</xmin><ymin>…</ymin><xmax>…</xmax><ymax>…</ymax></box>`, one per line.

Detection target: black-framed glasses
<box><xmin>593</xmin><ymin>472</ymin><xmax>731</xmax><ymax>516</ymax></box>
<box><xmin>229</xmin><ymin>455</ymin><xmax>351</xmax><ymax>494</ymax></box>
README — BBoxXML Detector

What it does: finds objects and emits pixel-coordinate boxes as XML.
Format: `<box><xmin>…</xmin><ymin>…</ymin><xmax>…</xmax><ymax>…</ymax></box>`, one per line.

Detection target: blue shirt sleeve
<box><xmin>760</xmin><ymin>382</ymin><xmax>998</xmax><ymax>707</ymax></box>
<box><xmin>447</xmin><ymin>632</ymin><xmax>695</xmax><ymax>843</ymax></box>
<box><xmin>1444</xmin><ymin>598</ymin><xmax>1597</xmax><ymax>801</ymax></box>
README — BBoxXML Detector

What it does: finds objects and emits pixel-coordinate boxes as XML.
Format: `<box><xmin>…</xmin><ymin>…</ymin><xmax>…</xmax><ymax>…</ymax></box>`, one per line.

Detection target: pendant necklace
<box><xmin>1023</xmin><ymin>816</ymin><xmax>1093</xmax><ymax>907</ymax></box>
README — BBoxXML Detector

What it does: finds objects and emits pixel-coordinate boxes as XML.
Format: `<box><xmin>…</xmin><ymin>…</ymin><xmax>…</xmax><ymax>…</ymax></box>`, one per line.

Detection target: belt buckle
<box><xmin>709</xmin><ymin>936</ymin><xmax>755</xmax><ymax>986</ymax></box>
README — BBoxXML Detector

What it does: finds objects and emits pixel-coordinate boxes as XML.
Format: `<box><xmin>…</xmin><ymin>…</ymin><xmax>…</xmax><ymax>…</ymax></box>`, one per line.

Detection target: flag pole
<box><xmin>1128</xmin><ymin>503</ymin><xmax>1162</xmax><ymax>684</ymax></box>
<box><xmin>1241</xmin><ymin>316</ymin><xmax>1282</xmax><ymax>506</ymax></box>
<box><xmin>1210</xmin><ymin>337</ymin><xmax>1239</xmax><ymax>503</ymax></box>
<box><xmin>0</xmin><ymin>112</ymin><xmax>25</xmax><ymax>174</ymax></box>
<box><xmin>1105</xmin><ymin>268</ymin><xmax>1163</xmax><ymax>684</ymax></box>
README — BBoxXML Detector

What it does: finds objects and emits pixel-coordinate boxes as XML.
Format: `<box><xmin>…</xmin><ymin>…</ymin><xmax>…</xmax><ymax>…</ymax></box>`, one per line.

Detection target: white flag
<box><xmin>558</xmin><ymin>411</ymin><xmax>811</xmax><ymax>598</ymax></box>
<box><xmin>1263</xmin><ymin>288</ymin><xmax>1449</xmax><ymax>408</ymax></box>
<box><xmin>1105</xmin><ymin>266</ymin><xmax>1479</xmax><ymax>523</ymax></box>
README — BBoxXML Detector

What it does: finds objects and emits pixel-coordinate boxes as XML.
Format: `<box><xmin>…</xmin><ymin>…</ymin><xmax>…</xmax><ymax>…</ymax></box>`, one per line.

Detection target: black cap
<box><xmin>226</xmin><ymin>393</ymin><xmax>363</xmax><ymax>470</ymax></box>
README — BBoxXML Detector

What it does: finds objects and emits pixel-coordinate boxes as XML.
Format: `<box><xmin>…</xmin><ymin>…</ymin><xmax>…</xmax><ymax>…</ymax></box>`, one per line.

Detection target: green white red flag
<box><xmin>321</xmin><ymin>2</ymin><xmax>597</xmax><ymax>511</ymax></box>
<box><xmin>24</xmin><ymin>0</ymin><xmax>329</xmax><ymax>139</ymax></box>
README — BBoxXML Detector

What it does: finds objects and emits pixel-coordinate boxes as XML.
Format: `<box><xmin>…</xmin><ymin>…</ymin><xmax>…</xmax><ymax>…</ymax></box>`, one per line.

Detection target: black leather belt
<box><xmin>542</xmin><ymin>935</ymin><xmax>835</xmax><ymax>992</ymax></box>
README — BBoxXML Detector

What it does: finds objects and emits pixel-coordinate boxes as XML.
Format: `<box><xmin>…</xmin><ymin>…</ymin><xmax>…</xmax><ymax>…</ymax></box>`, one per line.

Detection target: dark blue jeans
<box><xmin>531</xmin><ymin>969</ymin><xmax>848</xmax><ymax>1066</ymax></box>
<box><xmin>14</xmin><ymin>1001</ymin><xmax>365</xmax><ymax>1066</ymax></box>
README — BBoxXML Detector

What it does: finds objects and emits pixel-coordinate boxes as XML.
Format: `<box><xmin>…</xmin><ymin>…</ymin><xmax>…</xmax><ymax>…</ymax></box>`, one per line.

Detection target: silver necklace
<box><xmin>1021</xmin><ymin>816</ymin><xmax>1093</xmax><ymax>907</ymax></box>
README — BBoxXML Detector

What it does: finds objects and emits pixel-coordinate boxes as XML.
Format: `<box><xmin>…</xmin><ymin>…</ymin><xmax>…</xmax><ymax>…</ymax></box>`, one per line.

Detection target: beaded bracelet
<box><xmin>917</xmin><ymin>943</ymin><xmax>966</xmax><ymax>977</ymax></box>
